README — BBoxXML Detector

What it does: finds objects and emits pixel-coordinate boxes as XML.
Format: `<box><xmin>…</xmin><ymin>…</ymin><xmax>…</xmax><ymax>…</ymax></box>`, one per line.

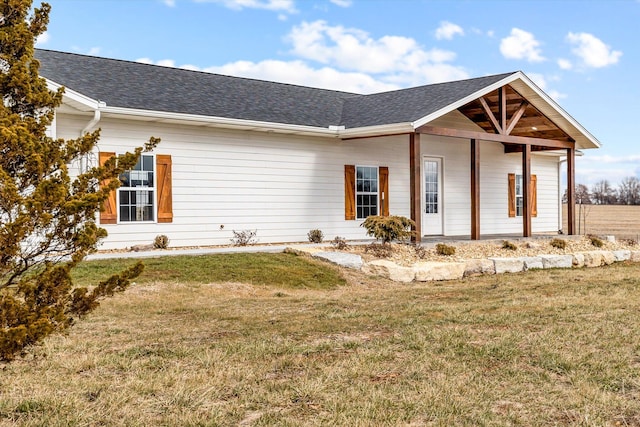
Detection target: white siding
<box><xmin>58</xmin><ymin>110</ymin><xmax>562</xmax><ymax>249</ymax></box>
<box><xmin>422</xmin><ymin>112</ymin><xmax>561</xmax><ymax>236</ymax></box>
<box><xmin>57</xmin><ymin>114</ymin><xmax>411</xmax><ymax>249</ymax></box>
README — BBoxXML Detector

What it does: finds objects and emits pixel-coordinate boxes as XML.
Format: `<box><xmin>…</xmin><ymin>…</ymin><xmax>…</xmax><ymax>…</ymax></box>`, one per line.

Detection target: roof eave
<box><xmin>338</xmin><ymin>123</ymin><xmax>415</xmax><ymax>139</ymax></box>
<box><xmin>46</xmin><ymin>79</ymin><xmax>104</xmax><ymax>112</ymax></box>
<box><xmin>99</xmin><ymin>106</ymin><xmax>341</xmax><ymax>138</ymax></box>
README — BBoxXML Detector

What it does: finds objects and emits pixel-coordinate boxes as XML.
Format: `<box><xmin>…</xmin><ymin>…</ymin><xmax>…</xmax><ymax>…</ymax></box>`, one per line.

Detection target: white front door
<box><xmin>423</xmin><ymin>157</ymin><xmax>443</xmax><ymax>235</ymax></box>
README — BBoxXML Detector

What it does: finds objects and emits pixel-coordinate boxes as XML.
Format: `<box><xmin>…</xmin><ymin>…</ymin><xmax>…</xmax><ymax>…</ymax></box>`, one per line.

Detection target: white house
<box><xmin>35</xmin><ymin>49</ymin><xmax>600</xmax><ymax>250</ymax></box>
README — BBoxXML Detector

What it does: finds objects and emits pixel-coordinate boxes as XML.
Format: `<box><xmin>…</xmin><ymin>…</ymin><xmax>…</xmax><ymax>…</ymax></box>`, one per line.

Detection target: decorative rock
<box><xmin>572</xmin><ymin>253</ymin><xmax>585</xmax><ymax>268</ymax></box>
<box><xmin>130</xmin><ymin>243</ymin><xmax>155</xmax><ymax>252</ymax></box>
<box><xmin>540</xmin><ymin>254</ymin><xmax>574</xmax><ymax>269</ymax></box>
<box><xmin>490</xmin><ymin>258</ymin><xmax>525</xmax><ymax>274</ymax></box>
<box><xmin>464</xmin><ymin>259</ymin><xmax>496</xmax><ymax>277</ymax></box>
<box><xmin>606</xmin><ymin>235</ymin><xmax>616</xmax><ymax>243</ymax></box>
<box><xmin>613</xmin><ymin>250</ymin><xmax>631</xmax><ymax>262</ymax></box>
<box><xmin>414</xmin><ymin>261</ymin><xmax>466</xmax><ymax>282</ymax></box>
<box><xmin>520</xmin><ymin>256</ymin><xmax>543</xmax><ymax>270</ymax></box>
<box><xmin>580</xmin><ymin>251</ymin><xmax>604</xmax><ymax>268</ymax></box>
<box><xmin>525</xmin><ymin>241</ymin><xmax>540</xmax><ymax>249</ymax></box>
<box><xmin>601</xmin><ymin>251</ymin><xmax>615</xmax><ymax>265</ymax></box>
<box><xmin>362</xmin><ymin>260</ymin><xmax>415</xmax><ymax>283</ymax></box>
<box><xmin>312</xmin><ymin>251</ymin><xmax>363</xmax><ymax>270</ymax></box>
<box><xmin>631</xmin><ymin>251</ymin><xmax>640</xmax><ymax>262</ymax></box>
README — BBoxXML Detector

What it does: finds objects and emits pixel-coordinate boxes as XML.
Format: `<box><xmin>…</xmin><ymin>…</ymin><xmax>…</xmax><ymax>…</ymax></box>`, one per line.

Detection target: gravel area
<box><xmin>343</xmin><ymin>236</ymin><xmax>637</xmax><ymax>267</ymax></box>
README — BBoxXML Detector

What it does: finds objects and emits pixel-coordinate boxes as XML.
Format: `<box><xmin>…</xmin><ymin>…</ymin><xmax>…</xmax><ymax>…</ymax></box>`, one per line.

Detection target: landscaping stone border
<box><xmin>289</xmin><ymin>247</ymin><xmax>640</xmax><ymax>283</ymax></box>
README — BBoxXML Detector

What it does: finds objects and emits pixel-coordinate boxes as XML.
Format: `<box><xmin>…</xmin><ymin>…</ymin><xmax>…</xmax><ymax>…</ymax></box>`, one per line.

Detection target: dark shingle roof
<box><xmin>35</xmin><ymin>49</ymin><xmax>516</xmax><ymax>129</ymax></box>
<box><xmin>340</xmin><ymin>73</ymin><xmax>514</xmax><ymax>128</ymax></box>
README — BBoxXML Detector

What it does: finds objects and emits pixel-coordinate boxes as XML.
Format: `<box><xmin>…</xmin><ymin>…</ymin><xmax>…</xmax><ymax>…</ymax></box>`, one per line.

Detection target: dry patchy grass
<box><xmin>3</xmin><ymin>256</ymin><xmax>640</xmax><ymax>425</ymax></box>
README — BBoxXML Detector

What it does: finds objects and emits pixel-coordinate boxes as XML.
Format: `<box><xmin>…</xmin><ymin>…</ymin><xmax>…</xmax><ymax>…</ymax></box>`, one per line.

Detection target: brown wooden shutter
<box><xmin>379</xmin><ymin>166</ymin><xmax>389</xmax><ymax>217</ymax></box>
<box><xmin>508</xmin><ymin>173</ymin><xmax>516</xmax><ymax>218</ymax></box>
<box><xmin>99</xmin><ymin>151</ymin><xmax>117</xmax><ymax>224</ymax></box>
<box><xmin>156</xmin><ymin>154</ymin><xmax>173</xmax><ymax>223</ymax></box>
<box><xmin>531</xmin><ymin>174</ymin><xmax>537</xmax><ymax>218</ymax></box>
<box><xmin>344</xmin><ymin>165</ymin><xmax>355</xmax><ymax>220</ymax></box>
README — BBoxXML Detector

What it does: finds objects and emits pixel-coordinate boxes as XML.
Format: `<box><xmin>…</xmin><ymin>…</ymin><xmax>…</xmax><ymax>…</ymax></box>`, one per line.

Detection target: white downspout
<box><xmin>79</xmin><ymin>104</ymin><xmax>103</xmax><ymax>173</ymax></box>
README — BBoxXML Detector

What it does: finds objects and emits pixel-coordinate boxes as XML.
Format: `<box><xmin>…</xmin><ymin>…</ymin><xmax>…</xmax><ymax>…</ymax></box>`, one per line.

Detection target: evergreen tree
<box><xmin>0</xmin><ymin>0</ymin><xmax>159</xmax><ymax>360</ymax></box>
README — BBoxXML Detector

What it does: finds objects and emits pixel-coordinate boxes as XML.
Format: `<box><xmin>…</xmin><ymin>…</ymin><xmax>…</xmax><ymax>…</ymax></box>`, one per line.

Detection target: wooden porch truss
<box><xmin>411</xmin><ymin>85</ymin><xmax>576</xmax><ymax>241</ymax></box>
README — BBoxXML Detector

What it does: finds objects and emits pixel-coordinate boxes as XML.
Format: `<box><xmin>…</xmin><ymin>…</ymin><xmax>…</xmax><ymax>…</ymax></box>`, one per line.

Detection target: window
<box><xmin>356</xmin><ymin>166</ymin><xmax>378</xmax><ymax>219</ymax></box>
<box><xmin>515</xmin><ymin>174</ymin><xmax>524</xmax><ymax>217</ymax></box>
<box><xmin>119</xmin><ymin>154</ymin><xmax>155</xmax><ymax>222</ymax></box>
<box><xmin>424</xmin><ymin>160</ymin><xmax>439</xmax><ymax>214</ymax></box>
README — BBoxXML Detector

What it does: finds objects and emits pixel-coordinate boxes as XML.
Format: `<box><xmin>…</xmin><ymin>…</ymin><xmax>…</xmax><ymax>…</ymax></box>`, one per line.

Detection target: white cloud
<box><xmin>435</xmin><ymin>21</ymin><xmax>464</xmax><ymax>40</ymax></box>
<box><xmin>132</xmin><ymin>20</ymin><xmax>471</xmax><ymax>94</ymax></box>
<box><xmin>163</xmin><ymin>0</ymin><xmax>176</xmax><ymax>6</ymax></box>
<box><xmin>195</xmin><ymin>0</ymin><xmax>296</xmax><ymax>13</ymax></box>
<box><xmin>35</xmin><ymin>31</ymin><xmax>50</xmax><ymax>46</ymax></box>
<box><xmin>286</xmin><ymin>20</ymin><xmax>468</xmax><ymax>86</ymax></box>
<box><xmin>557</xmin><ymin>58</ymin><xmax>572</xmax><ymax>70</ymax></box>
<box><xmin>576</xmin><ymin>155</ymin><xmax>640</xmax><ymax>186</ymax></box>
<box><xmin>566</xmin><ymin>32</ymin><xmax>622</xmax><ymax>68</ymax></box>
<box><xmin>330</xmin><ymin>0</ymin><xmax>352</xmax><ymax>7</ymax></box>
<box><xmin>500</xmin><ymin>28</ymin><xmax>545</xmax><ymax>62</ymax></box>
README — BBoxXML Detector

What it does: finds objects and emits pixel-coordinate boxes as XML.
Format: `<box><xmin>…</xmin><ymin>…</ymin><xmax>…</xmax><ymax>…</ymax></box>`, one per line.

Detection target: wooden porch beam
<box><xmin>418</xmin><ymin>125</ymin><xmax>575</xmax><ymax>149</ymax></box>
<box><xmin>499</xmin><ymin>87</ymin><xmax>507</xmax><ymax>132</ymax></box>
<box><xmin>479</xmin><ymin>96</ymin><xmax>502</xmax><ymax>134</ymax></box>
<box><xmin>567</xmin><ymin>147</ymin><xmax>576</xmax><ymax>235</ymax></box>
<box><xmin>505</xmin><ymin>101</ymin><xmax>528</xmax><ymax>135</ymax></box>
<box><xmin>522</xmin><ymin>144</ymin><xmax>532</xmax><ymax>237</ymax></box>
<box><xmin>470</xmin><ymin>139</ymin><xmax>480</xmax><ymax>240</ymax></box>
<box><xmin>410</xmin><ymin>133</ymin><xmax>422</xmax><ymax>242</ymax></box>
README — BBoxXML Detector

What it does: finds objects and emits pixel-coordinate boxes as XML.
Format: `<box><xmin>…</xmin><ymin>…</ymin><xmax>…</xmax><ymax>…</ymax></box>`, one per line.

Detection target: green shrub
<box><xmin>365</xmin><ymin>243</ymin><xmax>394</xmax><ymax>258</ymax></box>
<box><xmin>153</xmin><ymin>234</ymin><xmax>170</xmax><ymax>249</ymax></box>
<box><xmin>550</xmin><ymin>238</ymin><xmax>567</xmax><ymax>250</ymax></box>
<box><xmin>589</xmin><ymin>235</ymin><xmax>604</xmax><ymax>248</ymax></box>
<box><xmin>307</xmin><ymin>229</ymin><xmax>324</xmax><ymax>243</ymax></box>
<box><xmin>331</xmin><ymin>236</ymin><xmax>348</xmax><ymax>250</ymax></box>
<box><xmin>502</xmin><ymin>240</ymin><xmax>517</xmax><ymax>251</ymax></box>
<box><xmin>435</xmin><ymin>243</ymin><xmax>456</xmax><ymax>256</ymax></box>
<box><xmin>361</xmin><ymin>215</ymin><xmax>416</xmax><ymax>244</ymax></box>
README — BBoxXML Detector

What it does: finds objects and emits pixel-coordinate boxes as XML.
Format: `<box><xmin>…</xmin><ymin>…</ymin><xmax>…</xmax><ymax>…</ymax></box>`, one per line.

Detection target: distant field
<box><xmin>563</xmin><ymin>204</ymin><xmax>640</xmax><ymax>240</ymax></box>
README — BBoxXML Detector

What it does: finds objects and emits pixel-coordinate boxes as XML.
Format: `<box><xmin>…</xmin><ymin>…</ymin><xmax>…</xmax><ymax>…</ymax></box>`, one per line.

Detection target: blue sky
<box><xmin>36</xmin><ymin>0</ymin><xmax>639</xmax><ymax>187</ymax></box>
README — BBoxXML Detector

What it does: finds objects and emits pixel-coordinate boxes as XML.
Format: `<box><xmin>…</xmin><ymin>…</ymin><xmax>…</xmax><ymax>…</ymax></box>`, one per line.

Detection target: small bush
<box><xmin>550</xmin><ymin>238</ymin><xmax>567</xmax><ymax>250</ymax></box>
<box><xmin>361</xmin><ymin>215</ymin><xmax>416</xmax><ymax>244</ymax></box>
<box><xmin>435</xmin><ymin>243</ymin><xmax>456</xmax><ymax>256</ymax></box>
<box><xmin>365</xmin><ymin>242</ymin><xmax>394</xmax><ymax>258</ymax></box>
<box><xmin>231</xmin><ymin>229</ymin><xmax>258</xmax><ymax>246</ymax></box>
<box><xmin>307</xmin><ymin>229</ymin><xmax>324</xmax><ymax>243</ymax></box>
<box><xmin>502</xmin><ymin>240</ymin><xmax>517</xmax><ymax>251</ymax></box>
<box><xmin>331</xmin><ymin>236</ymin><xmax>348</xmax><ymax>250</ymax></box>
<box><xmin>589</xmin><ymin>235</ymin><xmax>604</xmax><ymax>248</ymax></box>
<box><xmin>153</xmin><ymin>234</ymin><xmax>170</xmax><ymax>249</ymax></box>
<box><xmin>622</xmin><ymin>238</ymin><xmax>638</xmax><ymax>247</ymax></box>
<box><xmin>414</xmin><ymin>244</ymin><xmax>428</xmax><ymax>259</ymax></box>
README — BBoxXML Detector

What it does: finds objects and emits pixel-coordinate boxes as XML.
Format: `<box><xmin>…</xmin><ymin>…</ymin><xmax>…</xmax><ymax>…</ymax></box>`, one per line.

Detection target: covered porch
<box><xmin>409</xmin><ymin>84</ymin><xmax>579</xmax><ymax>242</ymax></box>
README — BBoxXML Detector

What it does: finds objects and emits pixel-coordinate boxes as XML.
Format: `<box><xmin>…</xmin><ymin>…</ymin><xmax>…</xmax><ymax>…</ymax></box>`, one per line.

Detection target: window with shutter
<box><xmin>345</xmin><ymin>165</ymin><xmax>389</xmax><ymax>220</ymax></box>
<box><xmin>508</xmin><ymin>173</ymin><xmax>537</xmax><ymax>218</ymax></box>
